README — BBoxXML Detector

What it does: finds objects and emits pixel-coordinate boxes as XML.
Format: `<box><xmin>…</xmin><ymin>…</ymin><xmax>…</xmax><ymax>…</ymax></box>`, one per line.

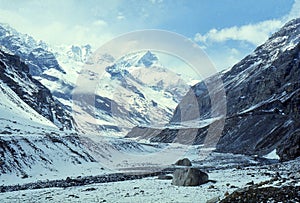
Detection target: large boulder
<box><xmin>172</xmin><ymin>168</ymin><xmax>208</xmax><ymax>186</ymax></box>
<box><xmin>174</xmin><ymin>158</ymin><xmax>192</xmax><ymax>166</ymax></box>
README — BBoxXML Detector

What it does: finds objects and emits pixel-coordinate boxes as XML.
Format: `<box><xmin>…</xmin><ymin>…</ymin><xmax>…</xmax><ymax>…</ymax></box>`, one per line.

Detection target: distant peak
<box><xmin>137</xmin><ymin>50</ymin><xmax>158</xmax><ymax>67</ymax></box>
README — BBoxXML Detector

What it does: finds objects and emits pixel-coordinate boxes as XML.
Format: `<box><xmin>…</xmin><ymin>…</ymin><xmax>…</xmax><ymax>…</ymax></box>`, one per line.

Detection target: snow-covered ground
<box><xmin>1</xmin><ymin>151</ymin><xmax>299</xmax><ymax>203</ymax></box>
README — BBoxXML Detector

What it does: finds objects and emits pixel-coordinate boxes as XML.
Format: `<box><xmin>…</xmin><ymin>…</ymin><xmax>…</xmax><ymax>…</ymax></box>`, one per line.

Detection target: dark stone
<box><xmin>157</xmin><ymin>175</ymin><xmax>173</xmax><ymax>180</ymax></box>
<box><xmin>172</xmin><ymin>168</ymin><xmax>208</xmax><ymax>186</ymax></box>
<box><xmin>174</xmin><ymin>158</ymin><xmax>192</xmax><ymax>166</ymax></box>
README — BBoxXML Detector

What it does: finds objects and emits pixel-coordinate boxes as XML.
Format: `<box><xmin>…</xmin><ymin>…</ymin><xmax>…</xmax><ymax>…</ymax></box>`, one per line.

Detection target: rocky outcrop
<box><xmin>172</xmin><ymin>168</ymin><xmax>208</xmax><ymax>186</ymax></box>
<box><xmin>0</xmin><ymin>49</ymin><xmax>74</xmax><ymax>129</ymax></box>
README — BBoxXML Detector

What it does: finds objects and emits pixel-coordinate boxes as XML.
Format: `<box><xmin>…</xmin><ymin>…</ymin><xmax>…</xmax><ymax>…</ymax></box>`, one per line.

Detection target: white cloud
<box><xmin>195</xmin><ymin>0</ymin><xmax>300</xmax><ymax>46</ymax></box>
<box><xmin>117</xmin><ymin>12</ymin><xmax>125</xmax><ymax>20</ymax></box>
<box><xmin>195</xmin><ymin>20</ymin><xmax>283</xmax><ymax>46</ymax></box>
<box><xmin>0</xmin><ymin>8</ymin><xmax>112</xmax><ymax>46</ymax></box>
<box><xmin>193</xmin><ymin>0</ymin><xmax>300</xmax><ymax>71</ymax></box>
<box><xmin>93</xmin><ymin>20</ymin><xmax>107</xmax><ymax>27</ymax></box>
<box><xmin>286</xmin><ymin>0</ymin><xmax>300</xmax><ymax>20</ymax></box>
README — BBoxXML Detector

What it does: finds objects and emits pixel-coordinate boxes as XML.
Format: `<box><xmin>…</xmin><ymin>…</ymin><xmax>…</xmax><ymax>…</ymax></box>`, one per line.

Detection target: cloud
<box><xmin>93</xmin><ymin>20</ymin><xmax>107</xmax><ymax>27</ymax></box>
<box><xmin>193</xmin><ymin>0</ymin><xmax>300</xmax><ymax>71</ymax></box>
<box><xmin>0</xmin><ymin>8</ymin><xmax>112</xmax><ymax>46</ymax></box>
<box><xmin>117</xmin><ymin>12</ymin><xmax>125</xmax><ymax>20</ymax></box>
<box><xmin>195</xmin><ymin>20</ymin><xmax>283</xmax><ymax>46</ymax></box>
<box><xmin>195</xmin><ymin>0</ymin><xmax>300</xmax><ymax>46</ymax></box>
<box><xmin>286</xmin><ymin>0</ymin><xmax>300</xmax><ymax>20</ymax></box>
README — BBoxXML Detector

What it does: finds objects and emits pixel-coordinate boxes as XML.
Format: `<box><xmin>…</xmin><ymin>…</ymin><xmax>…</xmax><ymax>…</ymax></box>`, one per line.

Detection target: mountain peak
<box><xmin>137</xmin><ymin>50</ymin><xmax>158</xmax><ymax>67</ymax></box>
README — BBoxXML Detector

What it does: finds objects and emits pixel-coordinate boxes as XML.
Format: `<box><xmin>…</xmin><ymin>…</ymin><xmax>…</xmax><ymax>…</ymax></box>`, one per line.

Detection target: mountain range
<box><xmin>0</xmin><ymin>18</ymin><xmax>299</xmax><ymax>180</ymax></box>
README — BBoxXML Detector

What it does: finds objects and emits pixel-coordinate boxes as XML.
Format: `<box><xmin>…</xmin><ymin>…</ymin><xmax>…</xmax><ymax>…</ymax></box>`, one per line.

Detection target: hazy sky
<box><xmin>0</xmin><ymin>0</ymin><xmax>299</xmax><ymax>70</ymax></box>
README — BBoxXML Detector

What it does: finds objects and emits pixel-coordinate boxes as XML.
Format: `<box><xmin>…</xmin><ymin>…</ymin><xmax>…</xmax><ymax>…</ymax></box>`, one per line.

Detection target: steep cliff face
<box><xmin>0</xmin><ymin>50</ymin><xmax>74</xmax><ymax>130</ymax></box>
<box><xmin>126</xmin><ymin>18</ymin><xmax>300</xmax><ymax>161</ymax></box>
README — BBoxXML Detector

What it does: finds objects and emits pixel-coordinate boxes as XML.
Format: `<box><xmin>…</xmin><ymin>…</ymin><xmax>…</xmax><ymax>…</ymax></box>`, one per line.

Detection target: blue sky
<box><xmin>0</xmin><ymin>0</ymin><xmax>299</xmax><ymax>71</ymax></box>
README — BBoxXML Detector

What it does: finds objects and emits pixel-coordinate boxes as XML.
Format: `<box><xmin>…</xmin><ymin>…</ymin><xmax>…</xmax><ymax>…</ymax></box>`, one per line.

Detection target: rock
<box><xmin>208</xmin><ymin>185</ymin><xmax>215</xmax><ymax>189</ymax></box>
<box><xmin>246</xmin><ymin>181</ymin><xmax>254</xmax><ymax>185</ymax></box>
<box><xmin>289</xmin><ymin>171</ymin><xmax>300</xmax><ymax>180</ymax></box>
<box><xmin>206</xmin><ymin>196</ymin><xmax>220</xmax><ymax>203</ymax></box>
<box><xmin>174</xmin><ymin>158</ymin><xmax>192</xmax><ymax>166</ymax></box>
<box><xmin>157</xmin><ymin>174</ymin><xmax>173</xmax><ymax>180</ymax></box>
<box><xmin>172</xmin><ymin>168</ymin><xmax>208</xmax><ymax>186</ymax></box>
<box><xmin>220</xmin><ymin>185</ymin><xmax>300</xmax><ymax>202</ymax></box>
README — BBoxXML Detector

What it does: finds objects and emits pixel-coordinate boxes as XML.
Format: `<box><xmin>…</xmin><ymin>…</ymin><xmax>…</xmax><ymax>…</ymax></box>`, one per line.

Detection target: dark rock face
<box><xmin>277</xmin><ymin>130</ymin><xmax>300</xmax><ymax>161</ymax></box>
<box><xmin>174</xmin><ymin>158</ymin><xmax>192</xmax><ymax>166</ymax></box>
<box><xmin>126</xmin><ymin>18</ymin><xmax>300</xmax><ymax>161</ymax></box>
<box><xmin>172</xmin><ymin>168</ymin><xmax>208</xmax><ymax>186</ymax></box>
<box><xmin>0</xmin><ymin>50</ymin><xmax>74</xmax><ymax>129</ymax></box>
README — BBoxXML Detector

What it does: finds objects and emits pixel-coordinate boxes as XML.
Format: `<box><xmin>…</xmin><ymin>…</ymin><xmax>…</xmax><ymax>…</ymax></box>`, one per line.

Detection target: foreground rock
<box><xmin>172</xmin><ymin>168</ymin><xmax>208</xmax><ymax>186</ymax></box>
<box><xmin>220</xmin><ymin>186</ymin><xmax>300</xmax><ymax>202</ymax></box>
<box><xmin>174</xmin><ymin>158</ymin><xmax>192</xmax><ymax>166</ymax></box>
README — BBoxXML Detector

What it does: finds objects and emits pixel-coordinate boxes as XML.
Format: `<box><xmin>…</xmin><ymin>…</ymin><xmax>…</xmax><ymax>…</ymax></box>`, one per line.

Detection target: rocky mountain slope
<box><xmin>0</xmin><ymin>62</ymin><xmax>94</xmax><ymax>178</ymax></box>
<box><xmin>0</xmin><ymin>49</ymin><xmax>74</xmax><ymax>130</ymax></box>
<box><xmin>127</xmin><ymin>18</ymin><xmax>300</xmax><ymax>161</ymax></box>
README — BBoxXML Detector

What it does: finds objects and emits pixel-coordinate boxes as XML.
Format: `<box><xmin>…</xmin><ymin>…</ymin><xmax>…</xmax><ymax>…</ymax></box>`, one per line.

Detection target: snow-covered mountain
<box><xmin>127</xmin><ymin>18</ymin><xmax>300</xmax><ymax>161</ymax></box>
<box><xmin>0</xmin><ymin>23</ymin><xmax>65</xmax><ymax>76</ymax></box>
<box><xmin>0</xmin><ymin>48</ymin><xmax>162</xmax><ymax>180</ymax></box>
<box><xmin>72</xmin><ymin>50</ymin><xmax>190</xmax><ymax>135</ymax></box>
<box><xmin>50</xmin><ymin>42</ymin><xmax>191</xmax><ymax>135</ymax></box>
<box><xmin>0</xmin><ymin>24</ymin><xmax>192</xmax><ymax>136</ymax></box>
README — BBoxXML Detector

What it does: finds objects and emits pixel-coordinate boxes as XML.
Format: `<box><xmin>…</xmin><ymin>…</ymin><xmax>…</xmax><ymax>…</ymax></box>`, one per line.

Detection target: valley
<box><xmin>0</xmin><ymin>11</ymin><xmax>299</xmax><ymax>203</ymax></box>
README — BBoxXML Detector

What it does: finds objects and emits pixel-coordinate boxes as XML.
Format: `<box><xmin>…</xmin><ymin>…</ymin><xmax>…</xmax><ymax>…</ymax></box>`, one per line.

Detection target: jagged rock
<box><xmin>174</xmin><ymin>158</ymin><xmax>192</xmax><ymax>166</ymax></box>
<box><xmin>172</xmin><ymin>168</ymin><xmax>208</xmax><ymax>186</ymax></box>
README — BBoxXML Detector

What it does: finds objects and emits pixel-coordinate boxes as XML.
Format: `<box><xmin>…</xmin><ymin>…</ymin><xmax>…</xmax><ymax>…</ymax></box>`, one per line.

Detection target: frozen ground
<box><xmin>1</xmin><ymin>147</ymin><xmax>299</xmax><ymax>203</ymax></box>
